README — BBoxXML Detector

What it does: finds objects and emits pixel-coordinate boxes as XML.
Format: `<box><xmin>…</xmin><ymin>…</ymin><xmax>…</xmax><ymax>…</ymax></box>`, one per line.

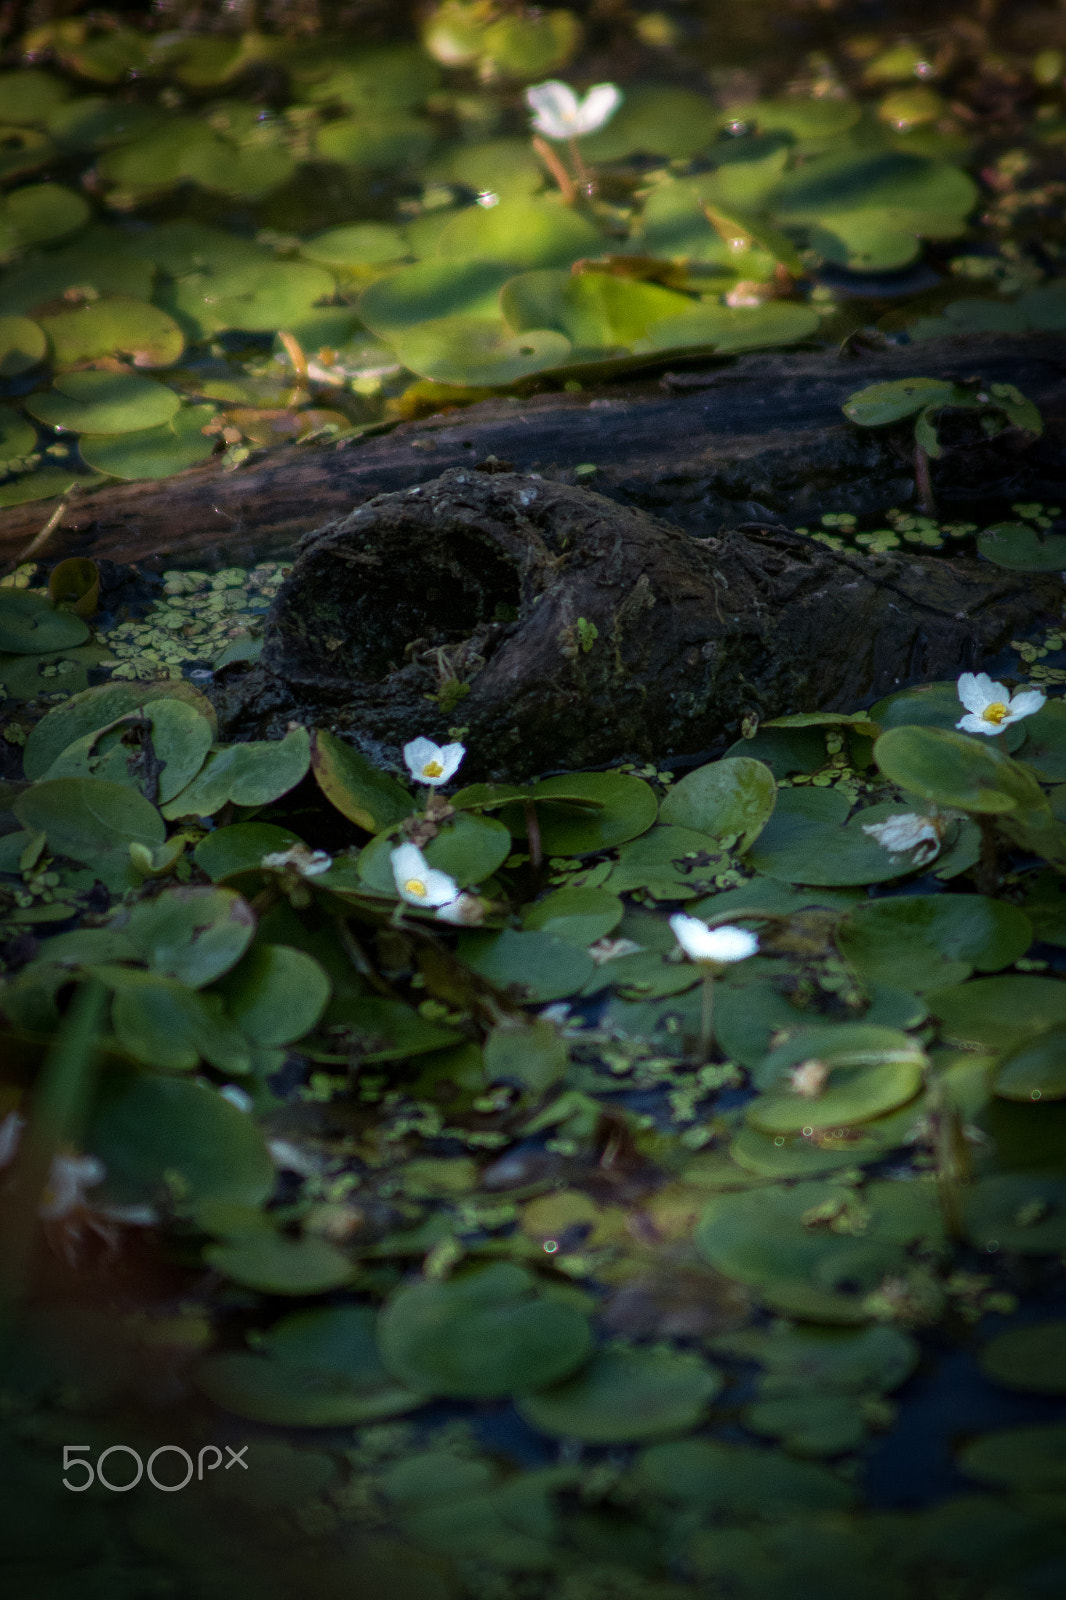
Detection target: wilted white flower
<box><xmin>669</xmin><ymin>914</ymin><xmax>759</xmax><ymax>966</ymax></box>
<box><xmin>261</xmin><ymin>844</ymin><xmax>332</xmax><ymax>876</ymax></box>
<box><xmin>588</xmin><ymin>936</ymin><xmax>643</xmax><ymax>965</ymax></box>
<box><xmin>403</xmin><ymin>736</ymin><xmax>466</xmax><ymax>786</ymax></box>
<box><xmin>525</xmin><ymin>80</ymin><xmax>622</xmax><ymax>141</ymax></box>
<box><xmin>789</xmin><ymin>1059</ymin><xmax>830</xmax><ymax>1099</ymax></box>
<box><xmin>955</xmin><ymin>672</ymin><xmax>1045</xmax><ymax>735</ymax></box>
<box><xmin>862</xmin><ymin>811</ymin><xmax>945</xmax><ymax>866</ymax></box>
<box><xmin>391</xmin><ymin>841</ymin><xmax>460</xmax><ymax>908</ymax></box>
<box><xmin>435</xmin><ymin>892</ymin><xmax>486</xmax><ymax>926</ymax></box>
<box><xmin>39</xmin><ymin>1153</ymin><xmax>105</xmax><ymax>1219</ymax></box>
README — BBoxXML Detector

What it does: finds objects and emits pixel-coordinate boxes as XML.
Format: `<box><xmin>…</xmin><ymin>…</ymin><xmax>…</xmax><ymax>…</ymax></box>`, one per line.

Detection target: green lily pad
<box><xmin>837</xmin><ymin>895</ymin><xmax>1032</xmax><ymax>993</ymax></box>
<box><xmin>315</xmin><ymin>114</ymin><xmax>436</xmax><ymax>170</ymax></box>
<box><xmin>87</xmin><ymin>1070</ymin><xmax>274</xmax><ymax>1211</ymax></box>
<box><xmin>874</xmin><ymin>724</ymin><xmax>1049</xmax><ymax>821</ymax></box>
<box><xmin>23</xmin><ymin>679</ymin><xmax>215</xmax><ymax>780</ymax></box>
<box><xmin>204</xmin><ymin>1231</ymin><xmax>356</xmax><ymax>1295</ymax></box>
<box><xmin>13</xmin><ymin>776</ymin><xmax>165</xmax><ymax>892</ymax></box>
<box><xmin>27</xmin><ymin>370</ymin><xmax>181</xmax><ymax>435</ymax></box>
<box><xmin>358</xmin><ymin>811</ymin><xmax>510</xmax><ymax>893</ymax></box>
<box><xmin>963</xmin><ymin>1173</ymin><xmax>1066</xmax><ymax>1254</ymax></box>
<box><xmin>517</xmin><ymin>1346</ymin><xmax>722</xmax><ymax>1443</ymax></box>
<box><xmin>606</xmin><ymin>824</ymin><xmax>730</xmax><ymax>898</ymax></box>
<box><xmin>483</xmin><ymin>1018</ymin><xmax>569</xmax><ymax>1094</ymax></box>
<box><xmin>746</xmin><ymin>1057</ymin><xmax>925</xmax><ymax>1135</ymax></box>
<box><xmin>842</xmin><ymin>377</ymin><xmax>961</xmax><ymax>427</ymax></box>
<box><xmin>639</xmin><ymin>300</ymin><xmax>820</xmax><ymax>355</ymax></box>
<box><xmin>0</xmin><ymin>589</ymin><xmax>89</xmax><ymax>654</ymax></box>
<box><xmin>994</xmin><ymin>1027</ymin><xmax>1066</xmax><ymax>1103</ymax></box>
<box><xmin>194</xmin><ymin>1305</ymin><xmax>425</xmax><ymax>1425</ymax></box>
<box><xmin>527</xmin><ymin>770</ymin><xmax>658</xmax><ymax>855</ymax></box>
<box><xmin>37</xmin><ymin>296</ymin><xmax>184</xmax><ymax>369</ymax></box>
<box><xmin>457</xmin><ymin>927</ymin><xmax>593</xmax><ymax>1001</ymax></box>
<box><xmin>78</xmin><ymin>404</ymin><xmax>217</xmax><ymax>481</ymax></box>
<box><xmin>0</xmin><ymin>70</ymin><xmax>70</xmax><ymax>126</ymax></box>
<box><xmin>658</xmin><ymin>756</ymin><xmax>776</xmax><ymax>849</ymax></box>
<box><xmin>635</xmin><ymin>1437</ymin><xmax>856</xmax><ymax>1512</ymax></box>
<box><xmin>329</xmin><ymin>995</ymin><xmax>461</xmax><ymax>1060</ymax></box>
<box><xmin>193</xmin><ymin>822</ymin><xmax>305</xmax><ymax>882</ymax></box>
<box><xmin>0</xmin><ymin>640</ymin><xmax>114</xmax><ymax>700</ymax></box>
<box><xmin>41</xmin><ymin>696</ymin><xmax>214</xmax><ymax>803</ymax></box>
<box><xmin>45</xmin><ymin>97</ymin><xmax>166</xmax><ymax>151</ymax></box>
<box><xmin>958</xmin><ymin>1425</ymin><xmax>1066</xmax><ymax>1491</ymax></box>
<box><xmin>109</xmin><ymin>885</ymin><xmax>256</xmax><ymax>988</ymax></box>
<box><xmin>730</xmin><ymin>1121</ymin><xmax>896</xmax><ymax>1177</ymax></box>
<box><xmin>390</xmin><ymin>317</ymin><xmax>570</xmax><ymax>386</ymax></box>
<box><xmin>100</xmin><ymin>968</ymin><xmax>252</xmax><ymax>1074</ymax></box>
<box><xmin>1017</xmin><ymin>701</ymin><xmax>1066</xmax><ymax>781</ymax></box>
<box><xmin>580</xmin><ymin>85</ymin><xmax>720</xmax><ymax>162</ymax></box>
<box><xmin>211</xmin><ymin>943</ymin><xmax>331</xmax><ymax>1047</ymax></box>
<box><xmin>976</xmin><ymin>522</ymin><xmax>1066</xmax><ymax>572</ymax></box>
<box><xmin>741</xmin><ymin>1392</ymin><xmax>872</xmax><ymax>1456</ymax></box>
<box><xmin>310</xmin><ymin>728</ymin><xmax>414</xmax><ymax>833</ymax></box>
<box><xmin>635</xmin><ymin>178</ymin><xmax>775</xmax><ymax>270</ymax></box>
<box><xmin>747</xmin><ymin>789</ymin><xmax>936</xmax><ymax>885</ymax></box>
<box><xmin>926</xmin><ymin>976</ymin><xmax>1066</xmax><ymax>1052</ymax></box>
<box><xmin>0</xmin><ymin>183</ymin><xmax>89</xmax><ymax>256</ymax></box>
<box><xmin>0</xmin><ymin>126</ymin><xmax>55</xmax><ymax>185</ymax></box>
<box><xmin>0</xmin><ymin>465</ymin><xmax>106</xmax><ymax>508</ymax></box>
<box><xmin>377</xmin><ymin>1262</ymin><xmax>593</xmax><ymax>1399</ymax></box>
<box><xmin>161</xmin><ymin>726</ymin><xmax>311</xmax><ymax>819</ymax></box>
<box><xmin>55</xmin><ymin>26</ymin><xmax>149</xmax><ymax>83</ymax></box>
<box><xmin>434</xmin><ymin>138</ymin><xmax>546</xmax><ymax>199</ymax></box>
<box><xmin>294</xmin><ymin>43</ymin><xmax>440</xmax><ymax>111</ymax></box>
<box><xmin>0</xmin><ymin>317</ymin><xmax>46</xmax><ymax>377</ymax></box>
<box><xmin>522</xmin><ymin>886</ymin><xmax>623</xmax><ymax>946</ymax></box>
<box><xmin>869</xmin><ymin>681</ymin><xmax>1026</xmax><ymax>752</ymax></box>
<box><xmin>436</xmin><ymin>197</ymin><xmax>604</xmax><ymax>271</ymax></box>
<box><xmin>979</xmin><ymin>1322</ymin><xmax>1066</xmax><ymax>1393</ymax></box>
<box><xmin>300</xmin><ymin>223</ymin><xmax>408</xmax><ymax>269</ymax></box>
<box><xmin>501</xmin><ymin>269</ymin><xmax>693</xmax><ymax>353</ymax></box>
<box><xmin>359</xmin><ymin>258</ymin><xmax>514</xmax><ymax>336</ymax></box>
<box><xmin>729</xmin><ymin>97</ymin><xmax>862</xmax><ymax>143</ymax></box>
<box><xmin>166</xmin><ymin>260</ymin><xmax>335</xmax><ymax>339</ymax></box>
<box><xmin>0</xmin><ymin>234</ymin><xmax>155</xmax><ymax>313</ymax></box>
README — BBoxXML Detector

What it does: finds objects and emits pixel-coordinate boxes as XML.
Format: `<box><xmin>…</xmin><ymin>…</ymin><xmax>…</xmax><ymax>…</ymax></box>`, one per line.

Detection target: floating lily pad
<box><xmin>522</xmin><ymin>886</ymin><xmax>623</xmax><ymax>946</ymax></box>
<box><xmin>640</xmin><ymin>300</ymin><xmax>820</xmax><ymax>355</ymax></box>
<box><xmin>0</xmin><ymin>316</ymin><xmax>46</xmax><ymax>377</ymax></box>
<box><xmin>101</xmin><ymin>968</ymin><xmax>252</xmax><ymax>1074</ymax></box>
<box><xmin>314</xmin><ymin>114</ymin><xmax>435</xmax><ymax>171</ymax></box>
<box><xmin>963</xmin><ymin>1173</ymin><xmax>1066</xmax><ymax>1254</ymax></box>
<box><xmin>0</xmin><ymin>70</ymin><xmax>70</xmax><ymax>126</ymax></box>
<box><xmin>926</xmin><ymin>976</ymin><xmax>1066</xmax><ymax>1053</ymax></box>
<box><xmin>27</xmin><ymin>370</ymin><xmax>181</xmax><ymax>435</ymax></box>
<box><xmin>457</xmin><ymin>927</ymin><xmax>593</xmax><ymax>1001</ymax></box>
<box><xmin>87</xmin><ymin>1070</ymin><xmax>274</xmax><ymax>1211</ymax></box>
<box><xmin>636</xmin><ymin>1437</ymin><xmax>856</xmax><ymax>1512</ymax></box>
<box><xmin>358</xmin><ymin>811</ymin><xmax>510</xmax><ymax>893</ymax></box>
<box><xmin>195</xmin><ymin>1305</ymin><xmax>426</xmax><ymax>1425</ymax></box>
<box><xmin>993</xmin><ymin>1027</ymin><xmax>1066</xmax><ymax>1103</ymax></box>
<box><xmin>606</xmin><ymin>824</ymin><xmax>729</xmax><ymax>898</ymax></box>
<box><xmin>747</xmin><ymin>789</ymin><xmax>937</xmax><ymax>885</ymax></box>
<box><xmin>746</xmin><ymin>1057</ymin><xmax>925</xmax><ymax>1135</ymax></box>
<box><xmin>517</xmin><ymin>1346</ymin><xmax>722</xmax><ymax>1443</ymax></box>
<box><xmin>329</xmin><ymin>995</ymin><xmax>461</xmax><ymax>1061</ymax></box>
<box><xmin>359</xmin><ymin>258</ymin><xmax>514</xmax><ymax>335</ymax></box>
<box><xmin>109</xmin><ymin>885</ymin><xmax>255</xmax><ymax>988</ymax></box>
<box><xmin>294</xmin><ymin>43</ymin><xmax>440</xmax><ymax>111</ymax></box>
<box><xmin>976</xmin><ymin>522</ymin><xmax>1066</xmax><ymax>572</ymax></box>
<box><xmin>658</xmin><ymin>756</ymin><xmax>776</xmax><ymax>849</ymax></box>
<box><xmin>502</xmin><ymin>269</ymin><xmax>693</xmax><ymax>353</ymax></box>
<box><xmin>204</xmin><ymin>1231</ymin><xmax>356</xmax><ymax>1295</ymax></box>
<box><xmin>45</xmin><ymin>97</ymin><xmax>166</xmax><ymax>151</ymax></box>
<box><xmin>377</xmin><ymin>1262</ymin><xmax>593</xmax><ymax>1398</ymax></box>
<box><xmin>0</xmin><ymin>183</ymin><xmax>89</xmax><ymax>257</ymax></box>
<box><xmin>730</xmin><ymin>1121</ymin><xmax>895</xmax><ymax>1177</ymax></box>
<box><xmin>436</xmin><ymin>197</ymin><xmax>604</xmax><ymax>271</ymax></box>
<box><xmin>435</xmin><ymin>138</ymin><xmax>545</xmax><ymax>199</ymax></box>
<box><xmin>0</xmin><ymin>589</ymin><xmax>89</xmax><ymax>654</ymax></box>
<box><xmin>310</xmin><ymin>732</ymin><xmax>412</xmax><ymax>835</ymax></box>
<box><xmin>483</xmin><ymin>1018</ymin><xmax>569</xmax><ymax>1094</ymax></box>
<box><xmin>869</xmin><ymin>681</ymin><xmax>1025</xmax><ymax>753</ymax></box>
<box><xmin>390</xmin><ymin>316</ymin><xmax>570</xmax><ymax>386</ymax></box>
<box><xmin>166</xmin><ymin>260</ymin><xmax>335</xmax><ymax>339</ymax></box>
<box><xmin>741</xmin><ymin>1392</ymin><xmax>872</xmax><ymax>1456</ymax></box>
<box><xmin>528</xmin><ymin>770</ymin><xmax>658</xmax><ymax>855</ymax></box>
<box><xmin>13</xmin><ymin>776</ymin><xmax>165</xmax><ymax>892</ymax></box>
<box><xmin>0</xmin><ymin>234</ymin><xmax>155</xmax><ymax>312</ymax></box>
<box><xmin>874</xmin><ymin>724</ymin><xmax>1046</xmax><ymax>817</ymax></box>
<box><xmin>979</xmin><ymin>1322</ymin><xmax>1066</xmax><ymax>1393</ymax></box>
<box><xmin>837</xmin><ymin>895</ymin><xmax>1032</xmax><ymax>993</ymax></box>
<box><xmin>0</xmin><ymin>465</ymin><xmax>106</xmax><ymax>508</ymax></box>
<box><xmin>843</xmin><ymin>377</ymin><xmax>959</xmax><ymax>426</ymax></box>
<box><xmin>580</xmin><ymin>85</ymin><xmax>720</xmax><ymax>161</ymax></box>
<box><xmin>161</xmin><ymin>726</ymin><xmax>311</xmax><ymax>818</ymax></box>
<box><xmin>1017</xmin><ymin>701</ymin><xmax>1066</xmax><ymax>782</ymax></box>
<box><xmin>41</xmin><ymin>696</ymin><xmax>213</xmax><ymax>802</ymax></box>
<box><xmin>193</xmin><ymin>822</ymin><xmax>305</xmax><ymax>882</ymax></box>
<box><xmin>300</xmin><ymin>223</ymin><xmax>408</xmax><ymax>268</ymax></box>
<box><xmin>211</xmin><ymin>943</ymin><xmax>330</xmax><ymax>1047</ymax></box>
<box><xmin>39</xmin><ymin>296</ymin><xmax>184</xmax><ymax>370</ymax></box>
<box><xmin>78</xmin><ymin>404</ymin><xmax>217</xmax><ymax>481</ymax></box>
<box><xmin>729</xmin><ymin>96</ymin><xmax>862</xmax><ymax>143</ymax></box>
<box><xmin>958</xmin><ymin>1425</ymin><xmax>1066</xmax><ymax>1491</ymax></box>
<box><xmin>23</xmin><ymin>679</ymin><xmax>216</xmax><ymax>780</ymax></box>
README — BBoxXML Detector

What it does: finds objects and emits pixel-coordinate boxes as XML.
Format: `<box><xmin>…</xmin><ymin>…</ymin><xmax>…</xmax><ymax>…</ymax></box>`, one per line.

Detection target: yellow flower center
<box><xmin>423</xmin><ymin>760</ymin><xmax>444</xmax><ymax>778</ymax></box>
<box><xmin>982</xmin><ymin>702</ymin><xmax>1009</xmax><ymax>725</ymax></box>
<box><xmin>404</xmin><ymin>878</ymin><xmax>427</xmax><ymax>898</ymax></box>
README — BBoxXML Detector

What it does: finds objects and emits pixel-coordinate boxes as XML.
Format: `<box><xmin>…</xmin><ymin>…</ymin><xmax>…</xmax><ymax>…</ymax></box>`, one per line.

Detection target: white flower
<box><xmin>789</xmin><ymin>1059</ymin><xmax>830</xmax><ymax>1099</ymax></box>
<box><xmin>955</xmin><ymin>672</ymin><xmax>1045</xmax><ymax>735</ymax></box>
<box><xmin>261</xmin><ymin>844</ymin><xmax>332</xmax><ymax>876</ymax></box>
<box><xmin>391</xmin><ymin>841</ymin><xmax>460</xmax><ymax>908</ymax></box>
<box><xmin>435</xmin><ymin>892</ymin><xmax>485</xmax><ymax>926</ymax></box>
<box><xmin>39</xmin><ymin>1153</ymin><xmax>105</xmax><ymax>1220</ymax></box>
<box><xmin>218</xmin><ymin>1084</ymin><xmax>253</xmax><ymax>1113</ymax></box>
<box><xmin>403</xmin><ymin>736</ymin><xmax>466</xmax><ymax>786</ymax></box>
<box><xmin>669</xmin><ymin>914</ymin><xmax>759</xmax><ymax>966</ymax></box>
<box><xmin>862</xmin><ymin>811</ymin><xmax>945</xmax><ymax>866</ymax></box>
<box><xmin>525</xmin><ymin>80</ymin><xmax>622</xmax><ymax>141</ymax></box>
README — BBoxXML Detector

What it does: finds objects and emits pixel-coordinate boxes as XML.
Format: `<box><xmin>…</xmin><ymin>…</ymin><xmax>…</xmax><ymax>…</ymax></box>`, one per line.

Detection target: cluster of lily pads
<box><xmin>3</xmin><ymin>544</ymin><xmax>1066</xmax><ymax>1591</ymax></box>
<box><xmin>0</xmin><ymin>13</ymin><xmax>1064</xmax><ymax>503</ymax></box>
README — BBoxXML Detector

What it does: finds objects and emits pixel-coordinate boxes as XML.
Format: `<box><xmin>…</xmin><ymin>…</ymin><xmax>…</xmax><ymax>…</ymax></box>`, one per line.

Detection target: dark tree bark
<box><xmin>210</xmin><ymin>465</ymin><xmax>1062</xmax><ymax>779</ymax></box>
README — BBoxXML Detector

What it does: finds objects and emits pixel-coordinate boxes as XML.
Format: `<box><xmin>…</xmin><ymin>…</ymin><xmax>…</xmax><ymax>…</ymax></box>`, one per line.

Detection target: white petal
<box><xmin>391</xmin><ymin>842</ymin><xmax>459</xmax><ymax>907</ymax></box>
<box><xmin>302</xmin><ymin>850</ymin><xmax>333</xmax><ymax>876</ymax></box>
<box><xmin>574</xmin><ymin>82</ymin><xmax>622</xmax><ymax>135</ymax></box>
<box><xmin>1006</xmin><ymin>689</ymin><xmax>1046</xmax><ymax>720</ymax></box>
<box><xmin>670</xmin><ymin>914</ymin><xmax>757</xmax><ymax>964</ymax></box>
<box><xmin>526</xmin><ymin>79</ymin><xmax>580</xmax><ymax>139</ymax></box>
<box><xmin>703</xmin><ymin>925</ymin><xmax>760</xmax><ymax>962</ymax></box>
<box><xmin>403</xmin><ymin>735</ymin><xmax>443</xmax><ymax>781</ymax></box>
<box><xmin>434</xmin><ymin>742</ymin><xmax>466</xmax><ymax>783</ymax></box>
<box><xmin>956</xmin><ymin>712</ymin><xmax>1001</xmax><ymax>735</ymax></box>
<box><xmin>435</xmin><ymin>893</ymin><xmax>484</xmax><ymax>925</ymax></box>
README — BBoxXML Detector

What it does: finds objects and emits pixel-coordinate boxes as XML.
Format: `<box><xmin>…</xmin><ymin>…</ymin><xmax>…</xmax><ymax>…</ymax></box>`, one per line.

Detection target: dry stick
<box><xmin>532</xmin><ymin>136</ymin><xmax>577</xmax><ymax>205</ymax></box>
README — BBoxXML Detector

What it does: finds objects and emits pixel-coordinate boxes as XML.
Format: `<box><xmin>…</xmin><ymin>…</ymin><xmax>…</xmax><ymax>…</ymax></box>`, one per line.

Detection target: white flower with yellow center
<box><xmin>403</xmin><ymin>737</ymin><xmax>466</xmax><ymax>786</ymax></box>
<box><xmin>669</xmin><ymin>914</ymin><xmax>759</xmax><ymax>967</ymax></box>
<box><xmin>861</xmin><ymin>811</ymin><xmax>945</xmax><ymax>866</ymax></box>
<box><xmin>525</xmin><ymin>80</ymin><xmax>623</xmax><ymax>141</ymax></box>
<box><xmin>955</xmin><ymin>672</ymin><xmax>1045</xmax><ymax>735</ymax></box>
<box><xmin>391</xmin><ymin>841</ymin><xmax>460</xmax><ymax>909</ymax></box>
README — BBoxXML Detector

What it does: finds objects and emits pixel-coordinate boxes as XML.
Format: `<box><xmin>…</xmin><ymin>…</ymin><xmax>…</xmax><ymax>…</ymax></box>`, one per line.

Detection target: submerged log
<box><xmin>212</xmin><ymin>466</ymin><xmax>1062</xmax><ymax>778</ymax></box>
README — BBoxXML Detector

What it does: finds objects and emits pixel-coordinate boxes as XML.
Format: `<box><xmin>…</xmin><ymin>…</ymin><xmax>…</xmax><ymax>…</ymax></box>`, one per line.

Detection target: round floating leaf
<box><xmin>390</xmin><ymin>317</ymin><xmax>570</xmax><ymax>386</ymax></box>
<box><xmin>457</xmin><ymin>927</ymin><xmax>593</xmax><ymax>1001</ymax></box>
<box><xmin>0</xmin><ymin>317</ymin><xmax>46</xmax><ymax>377</ymax></box>
<box><xmin>0</xmin><ymin>183</ymin><xmax>88</xmax><ymax>254</ymax></box>
<box><xmin>772</xmin><ymin>150</ymin><xmax>977</xmax><ymax>242</ymax></box>
<box><xmin>27</xmin><ymin>370</ymin><xmax>180</xmax><ymax>435</ymax></box>
<box><xmin>357</xmin><ymin>811</ymin><xmax>510</xmax><ymax>894</ymax></box>
<box><xmin>747</xmin><ymin>789</ymin><xmax>931</xmax><ymax>885</ymax></box>
<box><xmin>315</xmin><ymin>114</ymin><xmax>436</xmax><ymax>170</ymax></box>
<box><xmin>869</xmin><ymin>681</ymin><xmax>1025</xmax><ymax>753</ymax></box>
<box><xmin>300</xmin><ymin>223</ymin><xmax>408</xmax><ymax>268</ymax></box>
<box><xmin>927</xmin><ymin>975</ymin><xmax>1066</xmax><ymax>1053</ymax></box>
<box><xmin>212</xmin><ymin>943</ymin><xmax>330</xmax><ymax>1047</ymax></box>
<box><xmin>994</xmin><ymin>1027</ymin><xmax>1066</xmax><ymax>1103</ymax></box>
<box><xmin>607</xmin><ymin>823</ymin><xmax>729</xmax><ymax>898</ymax></box>
<box><xmin>161</xmin><ymin>726</ymin><xmax>311</xmax><ymax>819</ymax></box>
<box><xmin>980</xmin><ymin>1323</ymin><xmax>1066</xmax><ymax>1393</ymax></box>
<box><xmin>310</xmin><ymin>727</ymin><xmax>413</xmax><ymax>833</ymax></box>
<box><xmin>193</xmin><ymin>822</ymin><xmax>304</xmax><ymax>882</ymax></box>
<box><xmin>435</xmin><ymin>137</ymin><xmax>545</xmax><ymax>199</ymax></box>
<box><xmin>639</xmin><ymin>300</ymin><xmax>820</xmax><ymax>355</ymax></box>
<box><xmin>0</xmin><ymin>465</ymin><xmax>105</xmax><ymax>508</ymax></box>
<box><xmin>728</xmin><ymin>97</ymin><xmax>861</xmax><ymax>143</ymax></box>
<box><xmin>13</xmin><ymin>777</ymin><xmax>164</xmax><ymax>892</ymax></box>
<box><xmin>873</xmin><ymin>725</ymin><xmax>1041</xmax><ymax>815</ymax></box>
<box><xmin>522</xmin><ymin>886</ymin><xmax>623</xmax><ymax>946</ymax></box>
<box><xmin>530</xmin><ymin>770</ymin><xmax>658</xmax><ymax>855</ymax></box>
<box><xmin>0</xmin><ymin>126</ymin><xmax>55</xmax><ymax>184</ymax></box>
<box><xmin>87</xmin><ymin>1071</ymin><xmax>274</xmax><ymax>1211</ymax></box>
<box><xmin>0</xmin><ymin>234</ymin><xmax>155</xmax><ymax>313</ymax></box>
<box><xmin>103</xmin><ymin>969</ymin><xmax>250</xmax><ymax>1074</ymax></box>
<box><xmin>0</xmin><ymin>70</ymin><xmax>69</xmax><ymax>125</ymax></box>
<box><xmin>958</xmin><ymin>1425</ymin><xmax>1066</xmax><ymax>1491</ymax></box>
<box><xmin>1018</xmin><ymin>701</ymin><xmax>1066</xmax><ymax>781</ymax></box>
<box><xmin>977</xmin><ymin>523</ymin><xmax>1066</xmax><ymax>572</ymax></box>
<box><xmin>330</xmin><ymin>996</ymin><xmax>461</xmax><ymax>1061</ymax></box>
<box><xmin>636</xmin><ymin>1437</ymin><xmax>855</xmax><ymax>1512</ymax></box>
<box><xmin>580</xmin><ymin>85</ymin><xmax>720</xmax><ymax>161</ymax></box>
<box><xmin>23</xmin><ymin>679</ymin><xmax>216</xmax><ymax>780</ymax></box>
<box><xmin>436</xmin><ymin>197</ymin><xmax>604</xmax><ymax>271</ymax></box>
<box><xmin>964</xmin><ymin>1173</ymin><xmax>1066</xmax><ymax>1254</ymax></box>
<box><xmin>111</xmin><ymin>885</ymin><xmax>255</xmax><ymax>989</ymax></box>
<box><xmin>0</xmin><ymin>404</ymin><xmax>38</xmax><ymax>458</ymax></box>
<box><xmin>204</xmin><ymin>1232</ymin><xmax>356</xmax><ymax>1295</ymax></box>
<box><xmin>45</xmin><ymin>96</ymin><xmax>165</xmax><ymax>151</ymax></box>
<box><xmin>501</xmin><ymin>269</ymin><xmax>693</xmax><ymax>353</ymax></box>
<box><xmin>167</xmin><ymin>260</ymin><xmax>335</xmax><ymax>339</ymax></box>
<box><xmin>41</xmin><ymin>696</ymin><xmax>213</xmax><ymax>803</ymax></box>
<box><xmin>483</xmin><ymin>1019</ymin><xmax>569</xmax><ymax>1095</ymax></box>
<box><xmin>377</xmin><ymin>1262</ymin><xmax>593</xmax><ymax>1398</ymax></box>
<box><xmin>0</xmin><ymin>590</ymin><xmax>89</xmax><ymax>653</ymax></box>
<box><xmin>517</xmin><ymin>1346</ymin><xmax>721</xmax><ymax>1443</ymax></box>
<box><xmin>38</xmin><ymin>296</ymin><xmax>184</xmax><ymax>369</ymax></box>
<box><xmin>658</xmin><ymin>756</ymin><xmax>776</xmax><ymax>849</ymax></box>
<box><xmin>838</xmin><ymin>895</ymin><xmax>1032</xmax><ymax>993</ymax></box>
<box><xmin>746</xmin><ymin>1058</ymin><xmax>924</xmax><ymax>1134</ymax></box>
<box><xmin>730</xmin><ymin>1122</ymin><xmax>894</xmax><ymax>1178</ymax></box>
<box><xmin>742</xmin><ymin>1392</ymin><xmax>870</xmax><ymax>1456</ymax></box>
<box><xmin>842</xmin><ymin>377</ymin><xmax>960</xmax><ymax>427</ymax></box>
<box><xmin>78</xmin><ymin>404</ymin><xmax>216</xmax><ymax>481</ymax></box>
<box><xmin>294</xmin><ymin>43</ymin><xmax>440</xmax><ymax>111</ymax></box>
<box><xmin>195</xmin><ymin>1305</ymin><xmax>425</xmax><ymax>1425</ymax></box>
<box><xmin>359</xmin><ymin>258</ymin><xmax>513</xmax><ymax>335</ymax></box>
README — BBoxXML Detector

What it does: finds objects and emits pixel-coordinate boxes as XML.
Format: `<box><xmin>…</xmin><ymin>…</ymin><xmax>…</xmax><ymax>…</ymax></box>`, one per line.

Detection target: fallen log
<box><xmin>210</xmin><ymin>465</ymin><xmax>1063</xmax><ymax>778</ymax></box>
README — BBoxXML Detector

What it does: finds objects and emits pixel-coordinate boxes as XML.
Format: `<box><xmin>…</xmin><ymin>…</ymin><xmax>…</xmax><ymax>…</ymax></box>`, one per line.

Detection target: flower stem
<box><xmin>532</xmin><ymin>136</ymin><xmax>577</xmax><ymax>204</ymax></box>
<box><xmin>568</xmin><ymin>136</ymin><xmax>593</xmax><ymax>195</ymax></box>
<box><xmin>698</xmin><ymin>971</ymin><xmax>716</xmax><ymax>1065</ymax></box>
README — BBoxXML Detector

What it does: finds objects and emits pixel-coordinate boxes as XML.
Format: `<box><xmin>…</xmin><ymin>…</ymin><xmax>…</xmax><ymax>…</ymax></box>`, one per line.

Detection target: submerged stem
<box><xmin>698</xmin><ymin>971</ymin><xmax>716</xmax><ymax>1065</ymax></box>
